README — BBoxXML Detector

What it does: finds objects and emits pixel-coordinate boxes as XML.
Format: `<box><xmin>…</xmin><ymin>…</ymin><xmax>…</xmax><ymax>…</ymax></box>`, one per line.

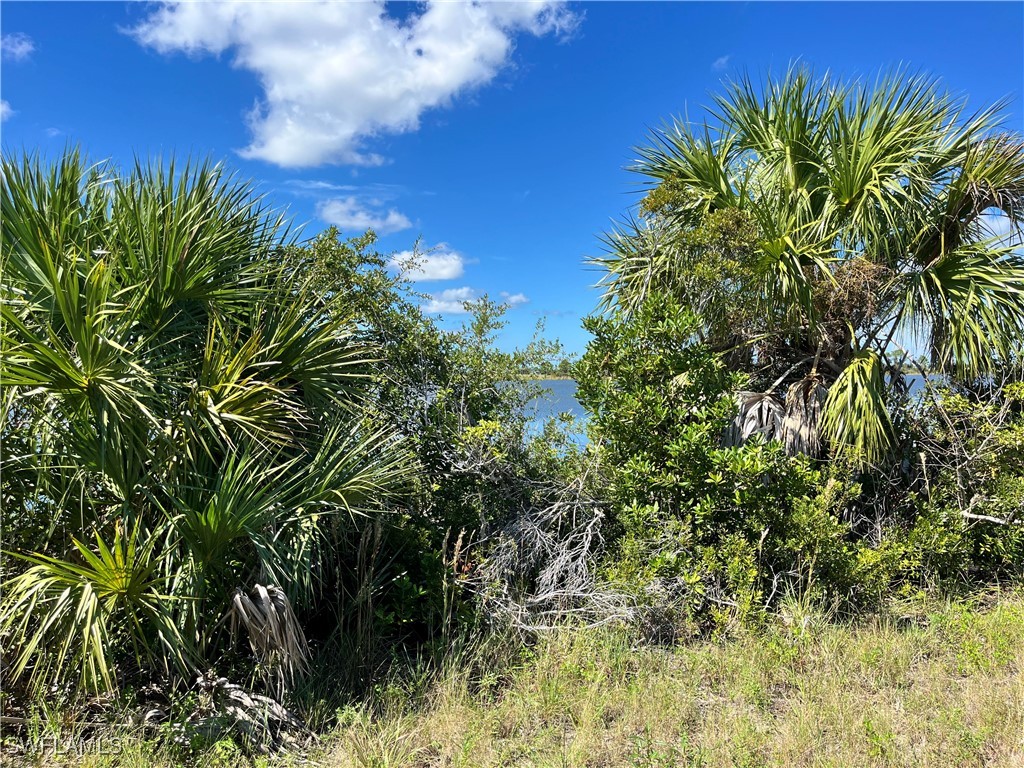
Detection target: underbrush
<box><xmin>6</xmin><ymin>590</ymin><xmax>1022</xmax><ymax>768</ymax></box>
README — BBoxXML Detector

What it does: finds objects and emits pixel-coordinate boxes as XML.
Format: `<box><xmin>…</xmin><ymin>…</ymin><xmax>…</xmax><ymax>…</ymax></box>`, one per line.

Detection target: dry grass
<box><xmin>17</xmin><ymin>591</ymin><xmax>1024</xmax><ymax>768</ymax></box>
<box><xmin>324</xmin><ymin>593</ymin><xmax>1024</xmax><ymax>768</ymax></box>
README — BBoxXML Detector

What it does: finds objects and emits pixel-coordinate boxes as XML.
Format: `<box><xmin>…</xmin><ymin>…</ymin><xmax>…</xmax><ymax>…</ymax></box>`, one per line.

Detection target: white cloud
<box><xmin>0</xmin><ymin>101</ymin><xmax>12</xmax><ymax>122</ymax></box>
<box><xmin>287</xmin><ymin>180</ymin><xmax>360</xmax><ymax>194</ymax></box>
<box><xmin>390</xmin><ymin>246</ymin><xmax>465</xmax><ymax>281</ymax></box>
<box><xmin>424</xmin><ymin>286</ymin><xmax>478</xmax><ymax>314</ymax></box>
<box><xmin>712</xmin><ymin>55</ymin><xmax>730</xmax><ymax>72</ymax></box>
<box><xmin>133</xmin><ymin>1</ymin><xmax>577</xmax><ymax>167</ymax></box>
<box><xmin>2</xmin><ymin>33</ymin><xmax>34</xmax><ymax>61</ymax></box>
<box><xmin>501</xmin><ymin>291</ymin><xmax>529</xmax><ymax>308</ymax></box>
<box><xmin>286</xmin><ymin>179</ymin><xmax>408</xmax><ymax>199</ymax></box>
<box><xmin>317</xmin><ymin>196</ymin><xmax>412</xmax><ymax>235</ymax></box>
<box><xmin>422</xmin><ymin>286</ymin><xmax>530</xmax><ymax>313</ymax></box>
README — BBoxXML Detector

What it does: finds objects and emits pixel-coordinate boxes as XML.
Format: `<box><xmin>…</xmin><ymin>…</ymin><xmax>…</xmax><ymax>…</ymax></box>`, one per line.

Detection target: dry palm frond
<box><xmin>724</xmin><ymin>391</ymin><xmax>785</xmax><ymax>447</ymax></box>
<box><xmin>180</xmin><ymin>672</ymin><xmax>310</xmax><ymax>754</ymax></box>
<box><xmin>229</xmin><ymin>584</ymin><xmax>309</xmax><ymax>699</ymax></box>
<box><xmin>470</xmin><ymin>467</ymin><xmax>632</xmax><ymax>632</ymax></box>
<box><xmin>782</xmin><ymin>375</ymin><xmax>828</xmax><ymax>458</ymax></box>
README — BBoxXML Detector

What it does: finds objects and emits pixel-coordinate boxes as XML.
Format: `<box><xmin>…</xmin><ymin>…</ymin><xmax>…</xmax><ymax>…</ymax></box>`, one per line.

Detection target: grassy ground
<box><xmin>12</xmin><ymin>591</ymin><xmax>1024</xmax><ymax>767</ymax></box>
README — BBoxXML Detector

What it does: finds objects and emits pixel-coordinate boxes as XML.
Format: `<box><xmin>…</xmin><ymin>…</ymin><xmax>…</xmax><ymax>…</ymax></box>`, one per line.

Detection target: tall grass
<box><xmin>329</xmin><ymin>592</ymin><xmax>1024</xmax><ymax>767</ymax></box>
<box><xmin>11</xmin><ymin>591</ymin><xmax>1022</xmax><ymax>767</ymax></box>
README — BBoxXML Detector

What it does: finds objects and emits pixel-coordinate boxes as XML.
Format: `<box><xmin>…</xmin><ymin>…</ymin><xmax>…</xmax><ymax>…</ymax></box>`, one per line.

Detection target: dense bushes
<box><xmin>0</xmin><ymin>153</ymin><xmax>576</xmax><ymax>727</ymax></box>
<box><xmin>573</xmin><ymin>296</ymin><xmax>1024</xmax><ymax>633</ymax></box>
<box><xmin>275</xmin><ymin>227</ymin><xmax>581</xmax><ymax>654</ymax></box>
<box><xmin>0</xmin><ymin>153</ymin><xmax>420</xmax><ymax>700</ymax></box>
<box><xmin>889</xmin><ymin>382</ymin><xmax>1024</xmax><ymax>589</ymax></box>
<box><xmin>576</xmin><ymin>295</ymin><xmax>866</xmax><ymax>631</ymax></box>
<box><xmin>3</xmin><ymin>75</ymin><xmax>1024</xmax><ymax>756</ymax></box>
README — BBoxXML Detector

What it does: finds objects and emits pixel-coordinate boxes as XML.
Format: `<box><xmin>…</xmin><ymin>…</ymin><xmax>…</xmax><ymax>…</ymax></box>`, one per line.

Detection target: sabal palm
<box><xmin>596</xmin><ymin>68</ymin><xmax>1024</xmax><ymax>464</ymax></box>
<box><xmin>1</xmin><ymin>150</ymin><xmax>414</xmax><ymax>694</ymax></box>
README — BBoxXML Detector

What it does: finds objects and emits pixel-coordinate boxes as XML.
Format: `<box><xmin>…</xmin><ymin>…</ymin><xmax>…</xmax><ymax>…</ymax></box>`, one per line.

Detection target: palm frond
<box><xmin>229</xmin><ymin>584</ymin><xmax>310</xmax><ymax>699</ymax></box>
<box><xmin>590</xmin><ymin>214</ymin><xmax>680</xmax><ymax>314</ymax></box>
<box><xmin>821</xmin><ymin>349</ymin><xmax>894</xmax><ymax>466</ymax></box>
<box><xmin>110</xmin><ymin>157</ymin><xmax>287</xmax><ymax>328</ymax></box>
<box><xmin>634</xmin><ymin>121</ymin><xmax>745</xmax><ymax>213</ymax></box>
<box><xmin>0</xmin><ymin>520</ymin><xmax>190</xmax><ymax>694</ymax></box>
<box><xmin>724</xmin><ymin>391</ymin><xmax>784</xmax><ymax>446</ymax></box>
<box><xmin>901</xmin><ymin>241</ymin><xmax>1024</xmax><ymax>378</ymax></box>
<box><xmin>782</xmin><ymin>375</ymin><xmax>828</xmax><ymax>458</ymax></box>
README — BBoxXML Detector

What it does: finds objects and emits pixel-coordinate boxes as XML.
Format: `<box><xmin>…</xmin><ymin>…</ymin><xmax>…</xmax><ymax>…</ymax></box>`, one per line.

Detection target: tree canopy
<box><xmin>595</xmin><ymin>67</ymin><xmax>1024</xmax><ymax>465</ymax></box>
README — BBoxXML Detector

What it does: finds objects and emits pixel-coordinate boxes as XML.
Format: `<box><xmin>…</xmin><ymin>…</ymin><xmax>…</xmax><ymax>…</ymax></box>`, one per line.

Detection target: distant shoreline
<box><xmin>518</xmin><ymin>375</ymin><xmax>575</xmax><ymax>381</ymax></box>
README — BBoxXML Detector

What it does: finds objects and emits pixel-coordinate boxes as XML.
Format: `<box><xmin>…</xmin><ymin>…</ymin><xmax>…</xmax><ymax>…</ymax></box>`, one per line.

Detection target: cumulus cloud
<box><xmin>501</xmin><ymin>291</ymin><xmax>529</xmax><ymax>308</ymax></box>
<box><xmin>712</xmin><ymin>54</ymin><xmax>730</xmax><ymax>71</ymax></box>
<box><xmin>424</xmin><ymin>286</ymin><xmax>478</xmax><ymax>314</ymax></box>
<box><xmin>132</xmin><ymin>1</ymin><xmax>577</xmax><ymax>167</ymax></box>
<box><xmin>0</xmin><ymin>101</ymin><xmax>12</xmax><ymax>122</ymax></box>
<box><xmin>389</xmin><ymin>246</ymin><xmax>465</xmax><ymax>281</ymax></box>
<box><xmin>317</xmin><ymin>196</ymin><xmax>412</xmax><ymax>235</ymax></box>
<box><xmin>2</xmin><ymin>33</ymin><xmax>35</xmax><ymax>61</ymax></box>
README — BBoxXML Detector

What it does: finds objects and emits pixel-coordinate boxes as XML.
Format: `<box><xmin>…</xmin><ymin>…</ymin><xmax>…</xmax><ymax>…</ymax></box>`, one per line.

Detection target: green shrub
<box><xmin>0</xmin><ymin>152</ymin><xmax>415</xmax><ymax>699</ymax></box>
<box><xmin>577</xmin><ymin>294</ymin><xmax>865</xmax><ymax>632</ymax></box>
<box><xmin>860</xmin><ymin>381</ymin><xmax>1024</xmax><ymax>595</ymax></box>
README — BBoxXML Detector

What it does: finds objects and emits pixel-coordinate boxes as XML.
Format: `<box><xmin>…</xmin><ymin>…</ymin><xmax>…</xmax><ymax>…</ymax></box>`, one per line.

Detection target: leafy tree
<box><xmin>595</xmin><ymin>67</ymin><xmax>1024</xmax><ymax>466</ymax></box>
<box><xmin>277</xmin><ymin>228</ymin><xmax>578</xmax><ymax>665</ymax></box>
<box><xmin>577</xmin><ymin>294</ymin><xmax>863</xmax><ymax>630</ymax></box>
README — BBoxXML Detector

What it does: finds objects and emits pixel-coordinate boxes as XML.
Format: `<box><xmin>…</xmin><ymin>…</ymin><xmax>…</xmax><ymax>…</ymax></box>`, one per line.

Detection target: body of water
<box><xmin>520</xmin><ymin>373</ymin><xmax>935</xmax><ymax>443</ymax></box>
<box><xmin>523</xmin><ymin>378</ymin><xmax>587</xmax><ymax>437</ymax></box>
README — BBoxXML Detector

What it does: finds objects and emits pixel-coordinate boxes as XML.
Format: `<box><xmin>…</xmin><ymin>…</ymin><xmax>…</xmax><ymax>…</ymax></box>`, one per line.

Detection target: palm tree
<box><xmin>595</xmin><ymin>67</ymin><xmax>1024</xmax><ymax>465</ymax></box>
<box><xmin>1</xmin><ymin>150</ymin><xmax>415</xmax><ymax>696</ymax></box>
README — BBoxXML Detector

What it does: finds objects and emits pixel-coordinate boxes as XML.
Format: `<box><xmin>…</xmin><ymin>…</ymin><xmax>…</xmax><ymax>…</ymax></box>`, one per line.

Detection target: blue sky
<box><xmin>2</xmin><ymin>1</ymin><xmax>1022</xmax><ymax>353</ymax></box>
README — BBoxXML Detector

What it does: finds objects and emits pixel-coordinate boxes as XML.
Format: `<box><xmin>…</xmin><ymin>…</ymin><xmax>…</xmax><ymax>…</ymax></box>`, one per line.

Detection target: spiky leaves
<box><xmin>1</xmin><ymin>150</ymin><xmax>416</xmax><ymax>697</ymax></box>
<box><xmin>1</xmin><ymin>522</ymin><xmax>188</xmax><ymax>694</ymax></box>
<box><xmin>821</xmin><ymin>349</ymin><xmax>895</xmax><ymax>466</ymax></box>
<box><xmin>901</xmin><ymin>241</ymin><xmax>1024</xmax><ymax>379</ymax></box>
<box><xmin>595</xmin><ymin>67</ymin><xmax>1024</xmax><ymax>463</ymax></box>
